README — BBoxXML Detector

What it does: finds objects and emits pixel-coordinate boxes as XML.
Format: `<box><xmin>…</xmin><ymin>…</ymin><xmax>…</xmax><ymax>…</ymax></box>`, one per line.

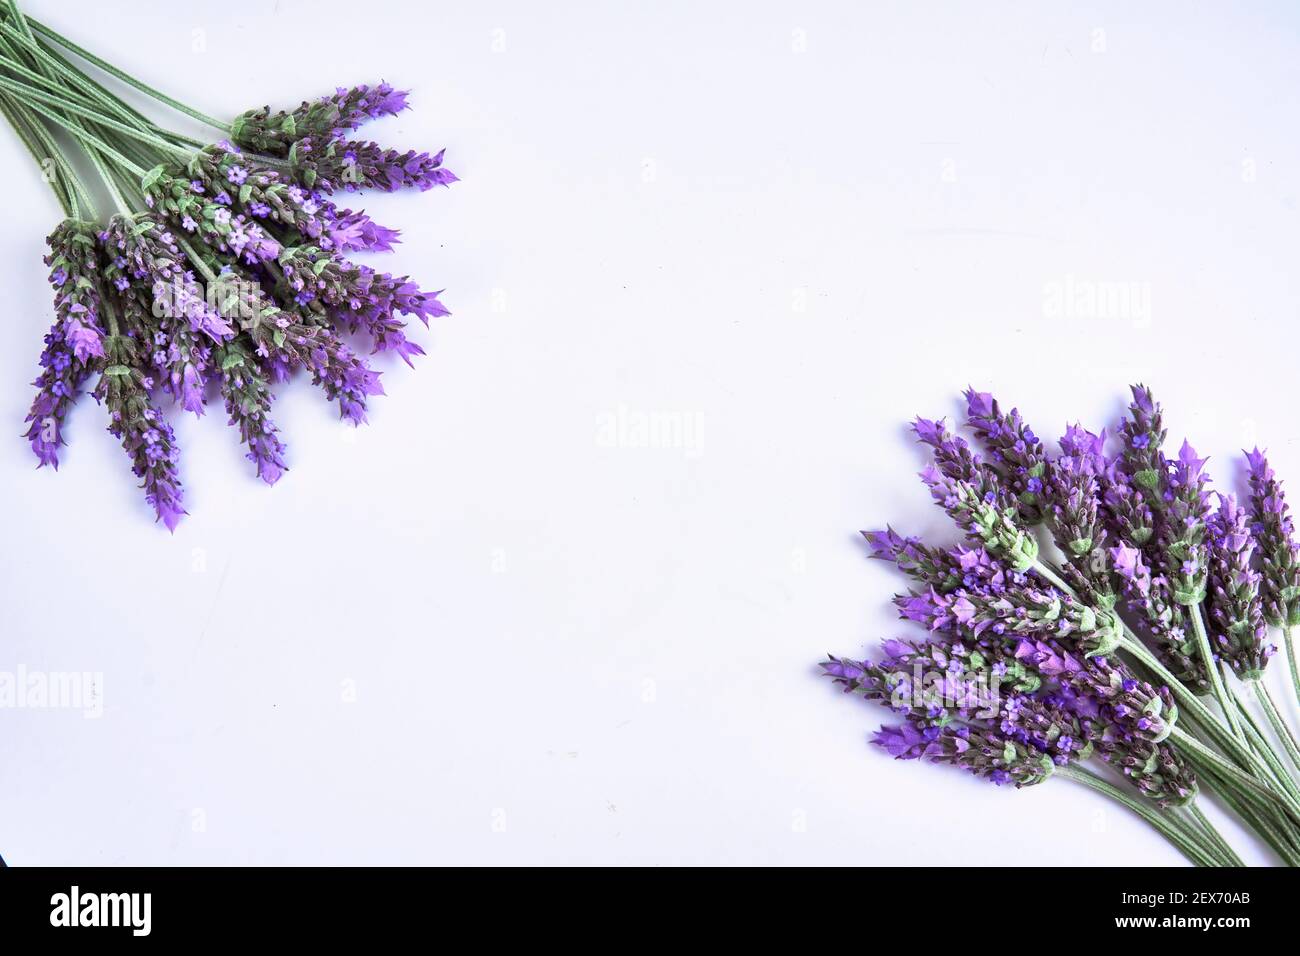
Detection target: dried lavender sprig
<box><xmin>963</xmin><ymin>388</ymin><xmax>1049</xmax><ymax>525</ymax></box>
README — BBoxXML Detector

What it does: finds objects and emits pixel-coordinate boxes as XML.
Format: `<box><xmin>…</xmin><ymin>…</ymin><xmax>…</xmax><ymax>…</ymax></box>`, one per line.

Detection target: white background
<box><xmin>2</xmin><ymin>0</ymin><xmax>1298</xmax><ymax>865</ymax></box>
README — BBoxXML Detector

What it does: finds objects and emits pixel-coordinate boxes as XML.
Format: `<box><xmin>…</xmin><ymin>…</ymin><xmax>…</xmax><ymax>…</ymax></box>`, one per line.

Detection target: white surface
<box><xmin>2</xmin><ymin>0</ymin><xmax>1299</xmax><ymax>865</ymax></box>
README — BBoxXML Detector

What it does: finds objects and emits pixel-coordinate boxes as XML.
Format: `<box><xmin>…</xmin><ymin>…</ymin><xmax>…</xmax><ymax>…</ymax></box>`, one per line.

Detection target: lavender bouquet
<box><xmin>0</xmin><ymin>2</ymin><xmax>455</xmax><ymax>528</ymax></box>
<box><xmin>825</xmin><ymin>386</ymin><xmax>1300</xmax><ymax>866</ymax></box>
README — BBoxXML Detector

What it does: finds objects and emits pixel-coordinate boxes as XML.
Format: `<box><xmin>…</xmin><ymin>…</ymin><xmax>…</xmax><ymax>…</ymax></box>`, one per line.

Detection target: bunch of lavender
<box><xmin>826</xmin><ymin>384</ymin><xmax>1300</xmax><ymax>866</ymax></box>
<box><xmin>0</xmin><ymin>3</ymin><xmax>456</xmax><ymax>528</ymax></box>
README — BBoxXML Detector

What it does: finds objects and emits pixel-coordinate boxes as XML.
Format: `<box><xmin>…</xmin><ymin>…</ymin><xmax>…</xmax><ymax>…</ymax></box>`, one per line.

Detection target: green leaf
<box><xmin>141</xmin><ymin>164</ymin><xmax>167</xmax><ymax>191</ymax></box>
<box><xmin>239</xmin><ymin>183</ymin><xmax>253</xmax><ymax>205</ymax></box>
<box><xmin>220</xmin><ymin>352</ymin><xmax>245</xmax><ymax>371</ymax></box>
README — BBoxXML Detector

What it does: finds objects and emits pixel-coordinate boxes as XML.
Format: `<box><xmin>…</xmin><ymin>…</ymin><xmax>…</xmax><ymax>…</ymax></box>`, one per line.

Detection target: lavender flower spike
<box><xmin>963</xmin><ymin>388</ymin><xmax>1049</xmax><ymax>525</ymax></box>
<box><xmin>231</xmin><ymin>82</ymin><xmax>411</xmax><ymax>156</ymax></box>
<box><xmin>1117</xmin><ymin>383</ymin><xmax>1170</xmax><ymax>507</ymax></box>
<box><xmin>1161</xmin><ymin>440</ymin><xmax>1212</xmax><ymax>606</ymax></box>
<box><xmin>920</xmin><ymin>465</ymin><xmax>1039</xmax><ymax>572</ymax></box>
<box><xmin>1206</xmin><ymin>493</ymin><xmax>1272</xmax><ymax>679</ymax></box>
<box><xmin>23</xmin><ymin>221</ymin><xmax>106</xmax><ymax>468</ymax></box>
<box><xmin>1046</xmin><ymin>423</ymin><xmax>1117</xmax><ymax>611</ymax></box>
<box><xmin>1245</xmin><ymin>448</ymin><xmax>1300</xmax><ymax>628</ymax></box>
<box><xmin>95</xmin><ymin>331</ymin><xmax>186</xmax><ymax>531</ymax></box>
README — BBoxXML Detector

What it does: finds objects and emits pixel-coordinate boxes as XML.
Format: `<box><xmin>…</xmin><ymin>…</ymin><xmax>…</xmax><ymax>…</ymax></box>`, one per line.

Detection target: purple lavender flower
<box><xmin>896</xmin><ymin>579</ymin><xmax>1122</xmax><ymax>658</ymax></box>
<box><xmin>100</xmin><ymin>214</ymin><xmax>234</xmax><ymax>344</ymax></box>
<box><xmin>1117</xmin><ymin>384</ymin><xmax>1169</xmax><ymax>506</ymax></box>
<box><xmin>275</xmin><ymin>244</ymin><xmax>447</xmax><ymax>364</ymax></box>
<box><xmin>23</xmin><ymin>221</ymin><xmax>106</xmax><ymax>468</ymax></box>
<box><xmin>94</xmin><ymin>334</ymin><xmax>186</xmax><ymax>531</ymax></box>
<box><xmin>218</xmin><ymin>343</ymin><xmax>287</xmax><ymax>484</ymax></box>
<box><xmin>1045</xmin><ymin>425</ymin><xmax>1117</xmax><ymax>610</ymax></box>
<box><xmin>1205</xmin><ymin>493</ymin><xmax>1271</xmax><ymax>678</ymax></box>
<box><xmin>18</xmin><ymin>69</ymin><xmax>457</xmax><ymax>527</ymax></box>
<box><xmin>1109</xmin><ymin>542</ymin><xmax>1208</xmax><ymax>693</ymax></box>
<box><xmin>1160</xmin><ymin>440</ymin><xmax>1211</xmax><ymax>606</ymax></box>
<box><xmin>845</xmin><ymin>630</ymin><xmax>1194</xmax><ymax>805</ymax></box>
<box><xmin>292</xmin><ymin>138</ymin><xmax>457</xmax><ymax>194</ymax></box>
<box><xmin>1245</xmin><ymin>448</ymin><xmax>1300</xmax><ymax>628</ymax></box>
<box><xmin>919</xmin><ymin>465</ymin><xmax>1039</xmax><ymax>572</ymax></box>
<box><xmin>144</xmin><ymin>164</ymin><xmax>281</xmax><ymax>265</ymax></box>
<box><xmin>231</xmin><ymin>82</ymin><xmax>411</xmax><ymax>156</ymax></box>
<box><xmin>324</xmin><ymin>206</ymin><xmax>401</xmax><ymax>252</ymax></box>
<box><xmin>864</xmin><ymin>529</ymin><xmax>1013</xmax><ymax>595</ymax></box>
<box><xmin>823</xmin><ymin>652</ymin><xmax>1085</xmax><ymax>787</ymax></box>
<box><xmin>964</xmin><ymin>388</ymin><xmax>1049</xmax><ymax>524</ymax></box>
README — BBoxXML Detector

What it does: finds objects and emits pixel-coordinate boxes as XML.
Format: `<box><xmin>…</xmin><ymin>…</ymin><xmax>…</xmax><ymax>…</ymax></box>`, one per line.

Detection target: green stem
<box><xmin>12</xmin><ymin>97</ymin><xmax>93</xmax><ymax>214</ymax></box>
<box><xmin>1057</xmin><ymin>766</ymin><xmax>1220</xmax><ymax>866</ymax></box>
<box><xmin>1191</xmin><ymin>753</ymin><xmax>1300</xmax><ymax>866</ymax></box>
<box><xmin>1189</xmin><ymin>603</ymin><xmax>1247</xmax><ymax>742</ymax></box>
<box><xmin>0</xmin><ymin>76</ymin><xmax>189</xmax><ymax>158</ymax></box>
<box><xmin>0</xmin><ymin>91</ymin><xmax>69</xmax><ymax>214</ymax></box>
<box><xmin>1232</xmin><ymin>689</ymin><xmax>1300</xmax><ymax>802</ymax></box>
<box><xmin>13</xmin><ymin>24</ymin><xmax>205</xmax><ymax>151</ymax></box>
<box><xmin>22</xmin><ymin>14</ymin><xmax>231</xmax><ymax>132</ymax></box>
<box><xmin>83</xmin><ymin>139</ymin><xmax>130</xmax><ymax>214</ymax></box>
<box><xmin>1254</xmin><ymin>679</ymin><xmax>1300</xmax><ymax>774</ymax></box>
<box><xmin>1171</xmin><ymin>725</ymin><xmax>1300</xmax><ymax>825</ymax></box>
<box><xmin>1186</xmin><ymin>802</ymin><xmax>1245</xmax><ymax>866</ymax></box>
<box><xmin>1285</xmin><ymin>627</ymin><xmax>1300</xmax><ymax>721</ymax></box>
<box><xmin>4</xmin><ymin>94</ymin><xmax>144</xmax><ymax>175</ymax></box>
